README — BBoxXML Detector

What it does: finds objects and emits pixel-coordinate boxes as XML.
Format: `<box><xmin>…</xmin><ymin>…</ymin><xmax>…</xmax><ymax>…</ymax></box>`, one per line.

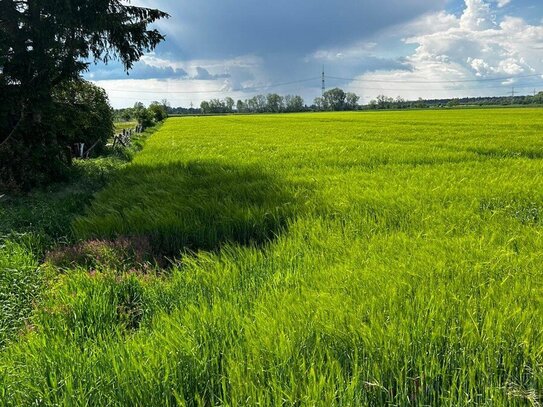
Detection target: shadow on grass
<box><xmin>0</xmin><ymin>158</ymin><xmax>127</xmax><ymax>253</ymax></box>
<box><xmin>73</xmin><ymin>161</ymin><xmax>301</xmax><ymax>258</ymax></box>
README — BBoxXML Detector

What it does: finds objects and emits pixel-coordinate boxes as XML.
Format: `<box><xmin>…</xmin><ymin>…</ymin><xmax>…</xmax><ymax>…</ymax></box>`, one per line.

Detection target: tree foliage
<box><xmin>53</xmin><ymin>80</ymin><xmax>114</xmax><ymax>156</ymax></box>
<box><xmin>322</xmin><ymin>88</ymin><xmax>346</xmax><ymax>111</ymax></box>
<box><xmin>201</xmin><ymin>94</ymin><xmax>306</xmax><ymax>114</ymax></box>
<box><xmin>148</xmin><ymin>102</ymin><xmax>168</xmax><ymax>123</ymax></box>
<box><xmin>0</xmin><ymin>0</ymin><xmax>168</xmax><ymax>190</ymax></box>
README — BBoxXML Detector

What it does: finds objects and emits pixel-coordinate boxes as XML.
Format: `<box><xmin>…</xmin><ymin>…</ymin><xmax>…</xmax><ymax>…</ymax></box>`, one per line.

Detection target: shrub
<box><xmin>53</xmin><ymin>80</ymin><xmax>115</xmax><ymax>157</ymax></box>
<box><xmin>0</xmin><ymin>80</ymin><xmax>114</xmax><ymax>191</ymax></box>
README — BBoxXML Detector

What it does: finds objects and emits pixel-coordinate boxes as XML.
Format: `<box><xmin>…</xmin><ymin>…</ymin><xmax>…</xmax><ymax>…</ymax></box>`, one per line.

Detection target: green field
<box><xmin>2</xmin><ymin>109</ymin><xmax>543</xmax><ymax>405</ymax></box>
<box><xmin>114</xmin><ymin>121</ymin><xmax>138</xmax><ymax>132</ymax></box>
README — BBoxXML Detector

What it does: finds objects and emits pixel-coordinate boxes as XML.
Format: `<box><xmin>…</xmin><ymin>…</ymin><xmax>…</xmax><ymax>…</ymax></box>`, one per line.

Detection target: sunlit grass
<box><xmin>2</xmin><ymin>109</ymin><xmax>543</xmax><ymax>405</ymax></box>
<box><xmin>114</xmin><ymin>121</ymin><xmax>138</xmax><ymax>132</ymax></box>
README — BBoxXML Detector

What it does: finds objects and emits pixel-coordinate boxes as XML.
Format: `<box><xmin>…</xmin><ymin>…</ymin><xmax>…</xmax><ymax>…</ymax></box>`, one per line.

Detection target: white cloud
<box><xmin>102</xmin><ymin>0</ymin><xmax>540</xmax><ymax>107</ymax></box>
<box><xmin>349</xmin><ymin>0</ymin><xmax>543</xmax><ymax>101</ymax></box>
<box><xmin>94</xmin><ymin>78</ymin><xmax>239</xmax><ymax>109</ymax></box>
<box><xmin>494</xmin><ymin>0</ymin><xmax>511</xmax><ymax>8</ymax></box>
<box><xmin>140</xmin><ymin>54</ymin><xmax>262</xmax><ymax>77</ymax></box>
<box><xmin>94</xmin><ymin>54</ymin><xmax>267</xmax><ymax>107</ymax></box>
<box><xmin>460</xmin><ymin>0</ymin><xmax>495</xmax><ymax>30</ymax></box>
<box><xmin>311</xmin><ymin>42</ymin><xmax>377</xmax><ymax>61</ymax></box>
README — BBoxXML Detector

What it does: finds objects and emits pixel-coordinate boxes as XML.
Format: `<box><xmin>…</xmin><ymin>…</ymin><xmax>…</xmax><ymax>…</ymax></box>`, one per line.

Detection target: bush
<box><xmin>133</xmin><ymin>103</ymin><xmax>155</xmax><ymax>128</ymax></box>
<box><xmin>0</xmin><ymin>80</ymin><xmax>114</xmax><ymax>191</ymax></box>
<box><xmin>53</xmin><ymin>80</ymin><xmax>115</xmax><ymax>157</ymax></box>
<box><xmin>148</xmin><ymin>102</ymin><xmax>168</xmax><ymax>122</ymax></box>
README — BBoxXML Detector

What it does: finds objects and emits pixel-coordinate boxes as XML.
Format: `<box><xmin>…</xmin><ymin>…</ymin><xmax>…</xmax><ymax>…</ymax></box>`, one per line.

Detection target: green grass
<box><xmin>0</xmin><ymin>158</ymin><xmax>125</xmax><ymax>348</ymax></box>
<box><xmin>114</xmin><ymin>121</ymin><xmax>138</xmax><ymax>132</ymax></box>
<box><xmin>0</xmin><ymin>125</ymin><xmax>157</xmax><ymax>351</ymax></box>
<box><xmin>2</xmin><ymin>109</ymin><xmax>543</xmax><ymax>405</ymax></box>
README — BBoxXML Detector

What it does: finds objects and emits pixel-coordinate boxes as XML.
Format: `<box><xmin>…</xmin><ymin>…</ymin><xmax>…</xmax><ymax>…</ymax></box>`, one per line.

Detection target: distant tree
<box><xmin>255</xmin><ymin>95</ymin><xmax>268</xmax><ymax>113</ymax></box>
<box><xmin>323</xmin><ymin>88</ymin><xmax>346</xmax><ymax>111</ymax></box>
<box><xmin>134</xmin><ymin>103</ymin><xmax>154</xmax><ymax>127</ymax></box>
<box><xmin>200</xmin><ymin>101</ymin><xmax>211</xmax><ymax>114</ymax></box>
<box><xmin>236</xmin><ymin>100</ymin><xmax>245</xmax><ymax>113</ymax></box>
<box><xmin>225</xmin><ymin>97</ymin><xmax>235</xmax><ymax>113</ymax></box>
<box><xmin>285</xmin><ymin>95</ymin><xmax>305</xmax><ymax>112</ymax></box>
<box><xmin>376</xmin><ymin>95</ymin><xmax>394</xmax><ymax>109</ymax></box>
<box><xmin>345</xmin><ymin>93</ymin><xmax>360</xmax><ymax>110</ymax></box>
<box><xmin>160</xmin><ymin>99</ymin><xmax>171</xmax><ymax>114</ymax></box>
<box><xmin>246</xmin><ymin>95</ymin><xmax>267</xmax><ymax>113</ymax></box>
<box><xmin>246</xmin><ymin>97</ymin><xmax>257</xmax><ymax>112</ymax></box>
<box><xmin>149</xmin><ymin>101</ymin><xmax>168</xmax><ymax>122</ymax></box>
<box><xmin>266</xmin><ymin>94</ymin><xmax>284</xmax><ymax>113</ymax></box>
<box><xmin>209</xmin><ymin>99</ymin><xmax>226</xmax><ymax>113</ymax></box>
<box><xmin>314</xmin><ymin>97</ymin><xmax>326</xmax><ymax>111</ymax></box>
<box><xmin>414</xmin><ymin>97</ymin><xmax>428</xmax><ymax>109</ymax></box>
<box><xmin>447</xmin><ymin>98</ymin><xmax>460</xmax><ymax>108</ymax></box>
<box><xmin>121</xmin><ymin>110</ymin><xmax>133</xmax><ymax>122</ymax></box>
<box><xmin>395</xmin><ymin>96</ymin><xmax>406</xmax><ymax>109</ymax></box>
<box><xmin>0</xmin><ymin>0</ymin><xmax>168</xmax><ymax>189</ymax></box>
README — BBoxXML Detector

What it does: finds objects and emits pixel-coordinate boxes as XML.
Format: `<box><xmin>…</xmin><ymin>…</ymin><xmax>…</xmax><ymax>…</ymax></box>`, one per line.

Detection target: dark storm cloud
<box><xmin>88</xmin><ymin>60</ymin><xmax>188</xmax><ymax>81</ymax></box>
<box><xmin>151</xmin><ymin>0</ymin><xmax>447</xmax><ymax>59</ymax></box>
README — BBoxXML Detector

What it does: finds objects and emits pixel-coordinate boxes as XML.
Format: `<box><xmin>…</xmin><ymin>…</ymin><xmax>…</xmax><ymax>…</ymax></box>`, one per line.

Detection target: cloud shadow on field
<box><xmin>73</xmin><ymin>161</ymin><xmax>301</xmax><ymax>258</ymax></box>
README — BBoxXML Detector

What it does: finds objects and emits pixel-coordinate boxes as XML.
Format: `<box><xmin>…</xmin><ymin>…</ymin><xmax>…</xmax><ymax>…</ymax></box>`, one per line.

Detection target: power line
<box><xmin>101</xmin><ymin>77</ymin><xmax>320</xmax><ymax>94</ymax></box>
<box><xmin>339</xmin><ymin>82</ymin><xmax>543</xmax><ymax>92</ymax></box>
<box><xmin>104</xmin><ymin>78</ymin><xmax>542</xmax><ymax>95</ymax></box>
<box><xmin>100</xmin><ymin>71</ymin><xmax>543</xmax><ymax>101</ymax></box>
<box><xmin>326</xmin><ymin>73</ymin><xmax>543</xmax><ymax>84</ymax></box>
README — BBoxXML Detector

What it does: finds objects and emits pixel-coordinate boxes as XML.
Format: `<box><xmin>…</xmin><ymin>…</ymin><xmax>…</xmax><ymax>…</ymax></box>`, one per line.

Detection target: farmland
<box><xmin>2</xmin><ymin>109</ymin><xmax>543</xmax><ymax>405</ymax></box>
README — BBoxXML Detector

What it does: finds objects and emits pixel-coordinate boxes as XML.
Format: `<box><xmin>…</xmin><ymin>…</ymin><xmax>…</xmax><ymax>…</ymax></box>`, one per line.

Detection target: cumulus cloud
<box><xmin>93</xmin><ymin>0</ymin><xmax>542</xmax><ymax>107</ymax></box>
<box><xmin>349</xmin><ymin>0</ymin><xmax>543</xmax><ymax>101</ymax></box>
<box><xmin>494</xmin><ymin>0</ymin><xmax>511</xmax><ymax>7</ymax></box>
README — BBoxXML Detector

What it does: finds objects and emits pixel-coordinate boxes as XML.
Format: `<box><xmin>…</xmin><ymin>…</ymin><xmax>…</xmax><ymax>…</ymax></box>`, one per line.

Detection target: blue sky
<box><xmin>88</xmin><ymin>0</ymin><xmax>543</xmax><ymax>107</ymax></box>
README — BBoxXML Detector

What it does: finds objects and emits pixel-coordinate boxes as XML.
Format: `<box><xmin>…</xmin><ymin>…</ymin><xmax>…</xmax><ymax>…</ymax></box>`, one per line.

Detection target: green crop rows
<box><xmin>2</xmin><ymin>109</ymin><xmax>543</xmax><ymax>405</ymax></box>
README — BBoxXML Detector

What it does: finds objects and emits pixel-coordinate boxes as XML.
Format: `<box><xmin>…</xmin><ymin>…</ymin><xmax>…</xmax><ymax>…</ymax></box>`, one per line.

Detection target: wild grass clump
<box><xmin>2</xmin><ymin>109</ymin><xmax>543</xmax><ymax>405</ymax></box>
<box><xmin>0</xmin><ymin>126</ymin><xmax>157</xmax><ymax>352</ymax></box>
<box><xmin>46</xmin><ymin>237</ymin><xmax>153</xmax><ymax>272</ymax></box>
<box><xmin>0</xmin><ymin>238</ymin><xmax>40</xmax><ymax>347</ymax></box>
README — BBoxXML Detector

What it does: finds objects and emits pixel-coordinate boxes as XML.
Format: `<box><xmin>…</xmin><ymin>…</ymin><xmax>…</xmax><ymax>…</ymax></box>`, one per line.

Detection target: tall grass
<box><xmin>2</xmin><ymin>109</ymin><xmax>543</xmax><ymax>405</ymax></box>
<box><xmin>0</xmin><ymin>239</ymin><xmax>40</xmax><ymax>348</ymax></box>
<box><xmin>0</xmin><ymin>126</ymin><xmax>157</xmax><ymax>351</ymax></box>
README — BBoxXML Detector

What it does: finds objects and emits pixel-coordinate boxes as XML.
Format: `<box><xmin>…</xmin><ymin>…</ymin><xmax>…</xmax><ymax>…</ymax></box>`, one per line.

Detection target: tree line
<box><xmin>196</xmin><ymin>88</ymin><xmax>364</xmax><ymax>114</ymax></box>
<box><xmin>365</xmin><ymin>93</ymin><xmax>543</xmax><ymax>110</ymax></box>
<box><xmin>198</xmin><ymin>94</ymin><xmax>306</xmax><ymax>114</ymax></box>
<box><xmin>115</xmin><ymin>102</ymin><xmax>169</xmax><ymax>126</ymax></box>
<box><xmin>117</xmin><ymin>89</ymin><xmax>543</xmax><ymax>123</ymax></box>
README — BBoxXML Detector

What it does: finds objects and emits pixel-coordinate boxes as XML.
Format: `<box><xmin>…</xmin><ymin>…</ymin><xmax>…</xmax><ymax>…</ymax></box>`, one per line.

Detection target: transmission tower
<box><xmin>321</xmin><ymin>66</ymin><xmax>325</xmax><ymax>96</ymax></box>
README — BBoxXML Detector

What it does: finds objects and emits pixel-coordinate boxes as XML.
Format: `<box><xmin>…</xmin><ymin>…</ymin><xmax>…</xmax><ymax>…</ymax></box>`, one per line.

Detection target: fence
<box><xmin>73</xmin><ymin>124</ymin><xmax>145</xmax><ymax>159</ymax></box>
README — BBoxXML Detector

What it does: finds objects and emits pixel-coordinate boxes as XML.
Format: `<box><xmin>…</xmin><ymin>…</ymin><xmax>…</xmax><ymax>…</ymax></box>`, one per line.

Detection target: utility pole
<box><xmin>321</xmin><ymin>66</ymin><xmax>325</xmax><ymax>97</ymax></box>
<box><xmin>511</xmin><ymin>87</ymin><xmax>516</xmax><ymax>105</ymax></box>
